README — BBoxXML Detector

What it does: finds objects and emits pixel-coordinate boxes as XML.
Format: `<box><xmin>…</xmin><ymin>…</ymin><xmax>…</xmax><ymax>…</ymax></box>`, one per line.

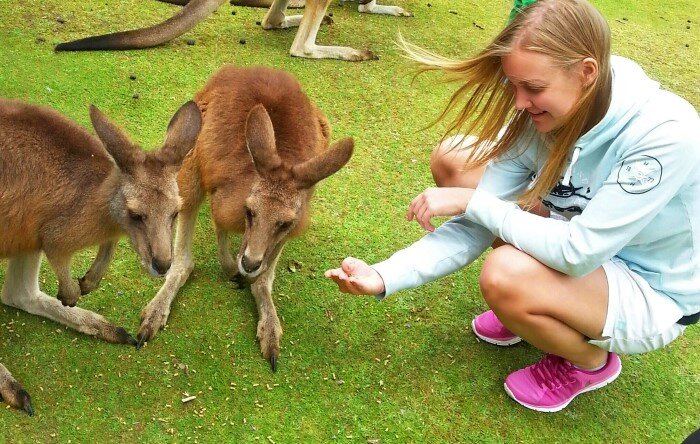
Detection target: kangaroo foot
<box><xmin>257</xmin><ymin>317</ymin><xmax>282</xmax><ymax>372</ymax></box>
<box><xmin>0</xmin><ymin>366</ymin><xmax>33</xmax><ymax>416</ymax></box>
<box><xmin>112</xmin><ymin>327</ymin><xmax>138</xmax><ymax>346</ymax></box>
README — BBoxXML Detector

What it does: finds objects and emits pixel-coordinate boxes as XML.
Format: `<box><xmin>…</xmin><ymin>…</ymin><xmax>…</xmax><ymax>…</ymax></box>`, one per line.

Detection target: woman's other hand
<box><xmin>407</xmin><ymin>187</ymin><xmax>474</xmax><ymax>231</ymax></box>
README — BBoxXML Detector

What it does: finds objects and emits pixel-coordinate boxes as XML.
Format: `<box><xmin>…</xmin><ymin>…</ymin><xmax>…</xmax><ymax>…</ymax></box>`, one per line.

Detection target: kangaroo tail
<box><xmin>55</xmin><ymin>0</ymin><xmax>224</xmax><ymax>51</ymax></box>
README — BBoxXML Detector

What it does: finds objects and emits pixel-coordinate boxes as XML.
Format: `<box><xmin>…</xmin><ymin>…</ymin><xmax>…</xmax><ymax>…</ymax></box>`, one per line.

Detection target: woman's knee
<box><xmin>430</xmin><ymin>135</ymin><xmax>480</xmax><ymax>187</ymax></box>
<box><xmin>479</xmin><ymin>246</ymin><xmax>540</xmax><ymax>310</ymax></box>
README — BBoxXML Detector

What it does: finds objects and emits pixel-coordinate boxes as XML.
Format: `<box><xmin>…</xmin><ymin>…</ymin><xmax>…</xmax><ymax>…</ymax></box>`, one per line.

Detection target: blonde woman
<box><xmin>325</xmin><ymin>0</ymin><xmax>699</xmax><ymax>412</ymax></box>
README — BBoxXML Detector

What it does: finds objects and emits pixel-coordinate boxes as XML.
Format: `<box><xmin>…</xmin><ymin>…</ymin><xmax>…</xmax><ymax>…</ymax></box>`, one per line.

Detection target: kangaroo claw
<box><xmin>230</xmin><ymin>273</ymin><xmax>247</xmax><ymax>289</ymax></box>
<box><xmin>115</xmin><ymin>327</ymin><xmax>138</xmax><ymax>346</ymax></box>
<box><xmin>19</xmin><ymin>390</ymin><xmax>33</xmax><ymax>416</ymax></box>
<box><xmin>135</xmin><ymin>333</ymin><xmax>148</xmax><ymax>350</ymax></box>
<box><xmin>269</xmin><ymin>352</ymin><xmax>278</xmax><ymax>372</ymax></box>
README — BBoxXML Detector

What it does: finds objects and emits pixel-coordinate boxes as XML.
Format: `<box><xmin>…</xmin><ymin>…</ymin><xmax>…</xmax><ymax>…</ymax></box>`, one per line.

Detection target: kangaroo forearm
<box><xmin>80</xmin><ymin>241</ymin><xmax>118</xmax><ymax>295</ymax></box>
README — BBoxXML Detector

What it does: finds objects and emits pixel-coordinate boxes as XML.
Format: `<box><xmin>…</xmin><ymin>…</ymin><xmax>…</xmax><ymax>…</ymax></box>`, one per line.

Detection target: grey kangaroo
<box><xmin>55</xmin><ymin>0</ymin><xmax>410</xmax><ymax>61</ymax></box>
<box><xmin>0</xmin><ymin>99</ymin><xmax>201</xmax><ymax>415</ymax></box>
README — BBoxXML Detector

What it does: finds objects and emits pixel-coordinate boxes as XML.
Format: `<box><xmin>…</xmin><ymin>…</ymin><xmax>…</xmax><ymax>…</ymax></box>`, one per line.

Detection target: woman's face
<box><xmin>501</xmin><ymin>48</ymin><xmax>589</xmax><ymax>133</ymax></box>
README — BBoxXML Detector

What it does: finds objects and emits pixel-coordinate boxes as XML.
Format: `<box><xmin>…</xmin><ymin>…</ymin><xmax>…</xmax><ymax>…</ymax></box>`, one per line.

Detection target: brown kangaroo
<box><xmin>136</xmin><ymin>66</ymin><xmax>353</xmax><ymax>371</ymax></box>
<box><xmin>54</xmin><ymin>0</ymin><xmax>410</xmax><ymax>61</ymax></box>
<box><xmin>0</xmin><ymin>99</ymin><xmax>201</xmax><ymax>415</ymax></box>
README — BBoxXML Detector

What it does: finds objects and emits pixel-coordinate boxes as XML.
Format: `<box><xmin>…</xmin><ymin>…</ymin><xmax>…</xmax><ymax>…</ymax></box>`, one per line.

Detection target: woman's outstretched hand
<box><xmin>324</xmin><ymin>257</ymin><xmax>386</xmax><ymax>295</ymax></box>
<box><xmin>406</xmin><ymin>187</ymin><xmax>474</xmax><ymax>232</ymax></box>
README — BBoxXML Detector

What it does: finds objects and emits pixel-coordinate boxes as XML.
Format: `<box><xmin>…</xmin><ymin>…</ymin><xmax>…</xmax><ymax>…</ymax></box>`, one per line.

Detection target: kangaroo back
<box><xmin>0</xmin><ymin>100</ymin><xmax>113</xmax><ymax>255</ymax></box>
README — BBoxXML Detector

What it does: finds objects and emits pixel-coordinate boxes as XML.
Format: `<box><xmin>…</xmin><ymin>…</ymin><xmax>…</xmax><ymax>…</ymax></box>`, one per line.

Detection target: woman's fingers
<box><xmin>407</xmin><ymin>188</ymin><xmax>471</xmax><ymax>231</ymax></box>
<box><xmin>325</xmin><ymin>257</ymin><xmax>385</xmax><ymax>295</ymax></box>
<box><xmin>409</xmin><ymin>192</ymin><xmax>435</xmax><ymax>232</ymax></box>
<box><xmin>324</xmin><ymin>266</ymin><xmax>359</xmax><ymax>294</ymax></box>
<box><xmin>406</xmin><ymin>194</ymin><xmax>422</xmax><ymax>221</ymax></box>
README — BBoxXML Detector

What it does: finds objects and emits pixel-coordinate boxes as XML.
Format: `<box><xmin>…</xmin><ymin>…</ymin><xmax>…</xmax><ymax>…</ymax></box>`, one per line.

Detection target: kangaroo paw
<box><xmin>230</xmin><ymin>272</ymin><xmax>248</xmax><ymax>289</ymax></box>
<box><xmin>57</xmin><ymin>289</ymin><xmax>79</xmax><ymax>307</ymax></box>
<box><xmin>78</xmin><ymin>275</ymin><xmax>99</xmax><ymax>295</ymax></box>
<box><xmin>136</xmin><ymin>304</ymin><xmax>169</xmax><ymax>349</ymax></box>
<box><xmin>257</xmin><ymin>318</ymin><xmax>282</xmax><ymax>372</ymax></box>
<box><xmin>135</xmin><ymin>330</ymin><xmax>150</xmax><ymax>350</ymax></box>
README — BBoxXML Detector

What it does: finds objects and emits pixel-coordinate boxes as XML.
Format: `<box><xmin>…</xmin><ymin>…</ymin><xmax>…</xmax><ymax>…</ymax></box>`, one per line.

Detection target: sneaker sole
<box><xmin>503</xmin><ymin>360</ymin><xmax>623</xmax><ymax>413</ymax></box>
<box><xmin>471</xmin><ymin>319</ymin><xmax>522</xmax><ymax>346</ymax></box>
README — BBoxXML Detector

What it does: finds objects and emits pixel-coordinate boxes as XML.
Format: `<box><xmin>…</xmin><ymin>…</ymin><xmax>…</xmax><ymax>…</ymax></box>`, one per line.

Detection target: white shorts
<box><xmin>588</xmin><ymin>258</ymin><xmax>687</xmax><ymax>354</ymax></box>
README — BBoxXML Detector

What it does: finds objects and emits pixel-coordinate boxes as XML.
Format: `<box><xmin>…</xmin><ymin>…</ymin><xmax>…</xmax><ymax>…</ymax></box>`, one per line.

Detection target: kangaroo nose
<box><xmin>241</xmin><ymin>255</ymin><xmax>262</xmax><ymax>274</ymax></box>
<box><xmin>151</xmin><ymin>258</ymin><xmax>171</xmax><ymax>275</ymax></box>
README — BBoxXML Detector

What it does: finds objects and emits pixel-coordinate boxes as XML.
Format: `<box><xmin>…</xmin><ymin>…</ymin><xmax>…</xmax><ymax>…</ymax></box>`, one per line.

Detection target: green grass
<box><xmin>1</xmin><ymin>0</ymin><xmax>698</xmax><ymax>442</ymax></box>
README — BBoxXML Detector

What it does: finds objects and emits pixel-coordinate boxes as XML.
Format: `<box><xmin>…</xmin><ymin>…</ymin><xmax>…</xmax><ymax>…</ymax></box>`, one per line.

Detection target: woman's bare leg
<box><xmin>480</xmin><ymin>245</ymin><xmax>609</xmax><ymax>369</ymax></box>
<box><xmin>430</xmin><ymin>135</ymin><xmax>487</xmax><ymax>189</ymax></box>
<box><xmin>430</xmin><ymin>135</ymin><xmax>549</xmax><ymax>247</ymax></box>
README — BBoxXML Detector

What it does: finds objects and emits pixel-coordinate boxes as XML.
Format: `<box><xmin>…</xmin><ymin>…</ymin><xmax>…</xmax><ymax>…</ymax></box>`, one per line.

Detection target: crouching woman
<box><xmin>325</xmin><ymin>0</ymin><xmax>700</xmax><ymax>412</ymax></box>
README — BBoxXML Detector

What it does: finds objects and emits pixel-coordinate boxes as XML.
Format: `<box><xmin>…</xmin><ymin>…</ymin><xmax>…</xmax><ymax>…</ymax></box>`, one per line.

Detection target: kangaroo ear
<box><xmin>158</xmin><ymin>101</ymin><xmax>202</xmax><ymax>166</ymax></box>
<box><xmin>292</xmin><ymin>137</ymin><xmax>354</xmax><ymax>189</ymax></box>
<box><xmin>245</xmin><ymin>104</ymin><xmax>281</xmax><ymax>175</ymax></box>
<box><xmin>90</xmin><ymin>105</ymin><xmax>141</xmax><ymax>172</ymax></box>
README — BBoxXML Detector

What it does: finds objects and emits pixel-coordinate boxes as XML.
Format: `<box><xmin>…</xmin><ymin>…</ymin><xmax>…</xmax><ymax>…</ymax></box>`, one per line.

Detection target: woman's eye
<box><xmin>525</xmin><ymin>85</ymin><xmax>544</xmax><ymax>93</ymax></box>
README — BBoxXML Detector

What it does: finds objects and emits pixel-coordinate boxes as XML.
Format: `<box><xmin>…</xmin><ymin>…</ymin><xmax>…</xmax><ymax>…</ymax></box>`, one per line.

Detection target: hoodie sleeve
<box><xmin>371</xmin><ymin>148</ymin><xmax>533</xmax><ymax>297</ymax></box>
<box><xmin>465</xmin><ymin>120</ymin><xmax>699</xmax><ymax>277</ymax></box>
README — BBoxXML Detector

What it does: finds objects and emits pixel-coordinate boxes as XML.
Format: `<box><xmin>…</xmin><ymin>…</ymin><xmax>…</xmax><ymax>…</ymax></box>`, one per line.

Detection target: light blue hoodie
<box><xmin>373</xmin><ymin>56</ymin><xmax>700</xmax><ymax>317</ymax></box>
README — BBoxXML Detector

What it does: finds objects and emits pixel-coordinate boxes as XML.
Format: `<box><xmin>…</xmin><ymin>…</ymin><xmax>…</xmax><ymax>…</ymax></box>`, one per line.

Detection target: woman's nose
<box><xmin>513</xmin><ymin>89</ymin><xmax>532</xmax><ymax>110</ymax></box>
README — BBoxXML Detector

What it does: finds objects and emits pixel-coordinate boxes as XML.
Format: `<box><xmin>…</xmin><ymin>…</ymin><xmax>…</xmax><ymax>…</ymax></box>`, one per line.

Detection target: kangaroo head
<box><xmin>90</xmin><ymin>101</ymin><xmax>202</xmax><ymax>276</ymax></box>
<box><xmin>238</xmin><ymin>104</ymin><xmax>353</xmax><ymax>279</ymax></box>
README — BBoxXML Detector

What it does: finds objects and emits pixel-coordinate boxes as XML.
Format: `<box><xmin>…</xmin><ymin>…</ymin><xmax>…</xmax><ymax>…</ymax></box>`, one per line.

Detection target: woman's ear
<box><xmin>580</xmin><ymin>57</ymin><xmax>599</xmax><ymax>88</ymax></box>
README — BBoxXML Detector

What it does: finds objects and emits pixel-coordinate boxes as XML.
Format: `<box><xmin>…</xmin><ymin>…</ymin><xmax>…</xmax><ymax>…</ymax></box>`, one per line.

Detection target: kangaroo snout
<box><xmin>151</xmin><ymin>257</ymin><xmax>171</xmax><ymax>276</ymax></box>
<box><xmin>240</xmin><ymin>255</ymin><xmax>262</xmax><ymax>275</ymax></box>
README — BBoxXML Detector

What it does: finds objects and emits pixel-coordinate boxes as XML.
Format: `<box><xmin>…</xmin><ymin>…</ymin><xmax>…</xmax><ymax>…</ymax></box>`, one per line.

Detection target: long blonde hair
<box><xmin>401</xmin><ymin>0</ymin><xmax>612</xmax><ymax>208</ymax></box>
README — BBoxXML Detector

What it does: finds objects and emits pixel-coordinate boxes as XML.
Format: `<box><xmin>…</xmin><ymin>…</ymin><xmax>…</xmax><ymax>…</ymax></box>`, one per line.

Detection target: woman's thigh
<box><xmin>481</xmin><ymin>245</ymin><xmax>609</xmax><ymax>339</ymax></box>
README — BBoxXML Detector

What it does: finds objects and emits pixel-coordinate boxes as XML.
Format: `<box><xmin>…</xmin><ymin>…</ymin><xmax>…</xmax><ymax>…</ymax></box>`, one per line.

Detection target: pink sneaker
<box><xmin>504</xmin><ymin>352</ymin><xmax>622</xmax><ymax>412</ymax></box>
<box><xmin>471</xmin><ymin>310</ymin><xmax>522</xmax><ymax>346</ymax></box>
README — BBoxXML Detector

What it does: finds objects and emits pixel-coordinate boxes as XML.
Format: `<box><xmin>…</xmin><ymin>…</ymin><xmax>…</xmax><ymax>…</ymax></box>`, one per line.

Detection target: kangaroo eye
<box><xmin>129</xmin><ymin>211</ymin><xmax>145</xmax><ymax>223</ymax></box>
<box><xmin>245</xmin><ymin>208</ymin><xmax>255</xmax><ymax>224</ymax></box>
<box><xmin>277</xmin><ymin>221</ymin><xmax>292</xmax><ymax>232</ymax></box>
<box><xmin>171</xmin><ymin>211</ymin><xmax>179</xmax><ymax>221</ymax></box>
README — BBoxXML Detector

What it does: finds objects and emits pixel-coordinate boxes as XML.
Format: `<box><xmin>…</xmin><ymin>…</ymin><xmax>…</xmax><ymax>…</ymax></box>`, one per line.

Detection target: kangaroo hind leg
<box><xmin>1</xmin><ymin>252</ymin><xmax>136</xmax><ymax>345</ymax></box>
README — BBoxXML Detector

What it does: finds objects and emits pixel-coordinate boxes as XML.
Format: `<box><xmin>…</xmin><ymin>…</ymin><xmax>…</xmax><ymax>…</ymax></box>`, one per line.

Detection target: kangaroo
<box><xmin>136</xmin><ymin>66</ymin><xmax>353</xmax><ymax>371</ymax></box>
<box><xmin>54</xmin><ymin>0</ymin><xmax>410</xmax><ymax>61</ymax></box>
<box><xmin>0</xmin><ymin>99</ymin><xmax>201</xmax><ymax>415</ymax></box>
<box><xmin>232</xmin><ymin>0</ymin><xmax>410</xmax><ymax>16</ymax></box>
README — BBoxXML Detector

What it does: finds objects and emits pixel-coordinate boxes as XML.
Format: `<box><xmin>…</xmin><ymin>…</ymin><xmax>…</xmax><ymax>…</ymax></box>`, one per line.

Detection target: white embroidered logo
<box><xmin>617</xmin><ymin>156</ymin><xmax>662</xmax><ymax>194</ymax></box>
